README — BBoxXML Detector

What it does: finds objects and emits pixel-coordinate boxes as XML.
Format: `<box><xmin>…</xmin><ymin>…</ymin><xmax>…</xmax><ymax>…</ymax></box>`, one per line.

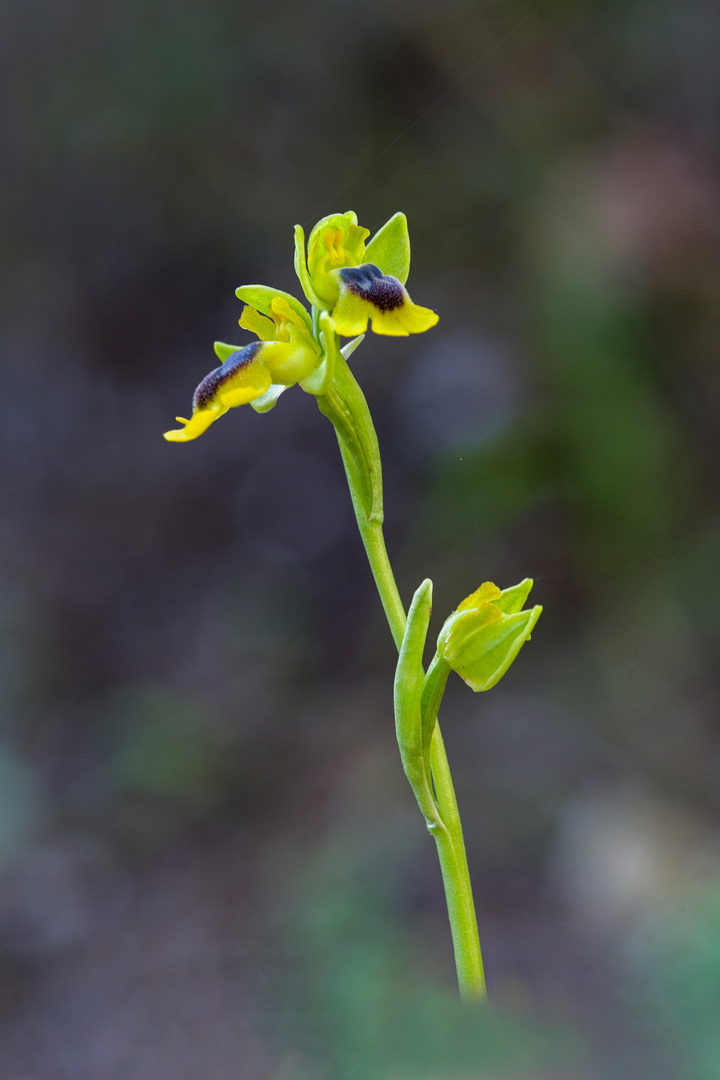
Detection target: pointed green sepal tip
<box><xmin>365</xmin><ymin>211</ymin><xmax>411</xmax><ymax>285</ymax></box>
<box><xmin>437</xmin><ymin>579</ymin><xmax>542</xmax><ymax>692</ymax></box>
<box><xmin>213</xmin><ymin>341</ymin><xmax>242</xmax><ymax>362</ymax></box>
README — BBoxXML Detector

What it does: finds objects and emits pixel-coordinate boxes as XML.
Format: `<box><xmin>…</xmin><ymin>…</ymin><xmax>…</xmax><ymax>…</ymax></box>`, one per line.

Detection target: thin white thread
<box><xmin>305</xmin><ymin>0</ymin><xmax>551</xmax><ymax>227</ymax></box>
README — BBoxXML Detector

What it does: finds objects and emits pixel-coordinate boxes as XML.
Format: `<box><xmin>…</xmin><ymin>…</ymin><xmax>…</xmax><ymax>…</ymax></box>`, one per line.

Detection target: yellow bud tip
<box><xmin>458</xmin><ymin>581</ymin><xmax>502</xmax><ymax>612</ymax></box>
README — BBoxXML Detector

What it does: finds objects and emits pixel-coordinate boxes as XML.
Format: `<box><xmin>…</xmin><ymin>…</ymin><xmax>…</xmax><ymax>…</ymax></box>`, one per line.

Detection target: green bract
<box><xmin>436</xmin><ymin>579</ymin><xmax>542</xmax><ymax>692</ymax></box>
<box><xmin>394</xmin><ymin>578</ymin><xmax>444</xmax><ymax>831</ymax></box>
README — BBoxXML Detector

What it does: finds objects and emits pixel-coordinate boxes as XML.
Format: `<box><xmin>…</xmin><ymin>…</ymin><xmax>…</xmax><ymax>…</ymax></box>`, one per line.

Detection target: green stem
<box><xmin>347</xmin><ymin>473</ymin><xmax>405</xmax><ymax>652</ymax></box>
<box><xmin>321</xmin><ymin>360</ymin><xmax>485</xmax><ymax>999</ymax></box>
<box><xmin>364</xmin><ymin>511</ymin><xmax>485</xmax><ymax>1000</ymax></box>
<box><xmin>429</xmin><ymin>723</ymin><xmax>486</xmax><ymax>1000</ymax></box>
<box><xmin>420</xmin><ymin>648</ymin><xmax>486</xmax><ymax>1000</ymax></box>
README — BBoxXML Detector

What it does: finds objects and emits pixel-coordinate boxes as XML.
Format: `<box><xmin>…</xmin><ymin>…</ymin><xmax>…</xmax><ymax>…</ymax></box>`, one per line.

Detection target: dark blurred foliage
<box><xmin>2</xmin><ymin>0</ymin><xmax>720</xmax><ymax>1075</ymax></box>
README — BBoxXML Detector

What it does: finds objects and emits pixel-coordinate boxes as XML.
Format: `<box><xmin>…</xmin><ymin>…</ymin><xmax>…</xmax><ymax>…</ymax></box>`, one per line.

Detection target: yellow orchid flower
<box><xmin>164</xmin><ymin>289</ymin><xmax>322</xmax><ymax>442</ymax></box>
<box><xmin>294</xmin><ymin>211</ymin><xmax>438</xmax><ymax>337</ymax></box>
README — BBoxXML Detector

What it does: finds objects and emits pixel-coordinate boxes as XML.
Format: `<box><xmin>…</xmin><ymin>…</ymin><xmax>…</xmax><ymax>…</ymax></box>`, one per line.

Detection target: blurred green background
<box><xmin>2</xmin><ymin>0</ymin><xmax>720</xmax><ymax>1076</ymax></box>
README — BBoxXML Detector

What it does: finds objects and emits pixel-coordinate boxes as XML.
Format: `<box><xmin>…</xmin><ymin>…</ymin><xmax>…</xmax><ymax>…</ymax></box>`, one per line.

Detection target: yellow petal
<box><xmin>306</xmin><ymin>212</ymin><xmax>370</xmax><ymax>307</ymax></box>
<box><xmin>457</xmin><ymin>582</ymin><xmax>503</xmax><ymax>612</ymax></box>
<box><xmin>269</xmin><ymin>296</ymin><xmax>318</xmax><ymax>352</ymax></box>
<box><xmin>239</xmin><ymin>305</ymin><xmax>276</xmax><ymax>341</ymax></box>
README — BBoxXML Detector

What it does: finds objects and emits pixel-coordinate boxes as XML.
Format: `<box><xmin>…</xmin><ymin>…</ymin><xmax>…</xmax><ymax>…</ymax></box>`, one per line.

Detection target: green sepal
<box><xmin>493</xmin><ymin>577</ymin><xmax>534</xmax><ymax>614</ymax></box>
<box><xmin>235</xmin><ymin>284</ymin><xmax>313</xmax><ymax>336</ymax></box>
<box><xmin>437</xmin><ymin>579</ymin><xmax>542</xmax><ymax>693</ymax></box>
<box><xmin>365</xmin><ymin>211</ymin><xmax>411</xmax><ymax>285</ymax></box>
<box><xmin>394</xmin><ymin>579</ymin><xmax>444</xmax><ymax>831</ymax></box>
<box><xmin>250</xmin><ymin>385</ymin><xmax>286</xmax><ymax>413</ymax></box>
<box><xmin>213</xmin><ymin>341</ymin><xmax>242</xmax><ymax>362</ymax></box>
<box><xmin>293</xmin><ymin>225</ymin><xmax>324</xmax><ymax>308</ymax></box>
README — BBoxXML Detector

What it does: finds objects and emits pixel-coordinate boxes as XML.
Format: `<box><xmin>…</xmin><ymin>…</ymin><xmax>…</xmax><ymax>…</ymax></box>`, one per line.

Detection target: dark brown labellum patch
<box><xmin>193</xmin><ymin>341</ymin><xmax>263</xmax><ymax>410</ymax></box>
<box><xmin>340</xmin><ymin>263</ymin><xmax>404</xmax><ymax>313</ymax></box>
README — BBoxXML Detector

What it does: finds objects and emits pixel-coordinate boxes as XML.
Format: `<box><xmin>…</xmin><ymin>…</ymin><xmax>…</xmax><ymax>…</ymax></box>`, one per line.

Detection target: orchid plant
<box><xmin>164</xmin><ymin>211</ymin><xmax>542</xmax><ymax>1000</ymax></box>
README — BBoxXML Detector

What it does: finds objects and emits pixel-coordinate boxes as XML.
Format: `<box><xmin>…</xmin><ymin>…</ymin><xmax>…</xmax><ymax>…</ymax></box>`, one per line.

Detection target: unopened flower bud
<box><xmin>437</xmin><ymin>579</ymin><xmax>542</xmax><ymax>692</ymax></box>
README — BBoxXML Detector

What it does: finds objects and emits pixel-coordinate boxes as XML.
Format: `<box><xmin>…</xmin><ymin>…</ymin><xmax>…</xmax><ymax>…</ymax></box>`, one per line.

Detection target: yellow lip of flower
<box><xmin>163</xmin><ymin>305</ymin><xmax>324</xmax><ymax>443</ymax></box>
<box><xmin>164</xmin><ymin>283</ymin><xmax>329</xmax><ymax>442</ymax></box>
<box><xmin>163</xmin><ymin>341</ymin><xmax>273</xmax><ymax>442</ymax></box>
<box><xmin>330</xmin><ymin>263</ymin><xmax>438</xmax><ymax>337</ymax></box>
